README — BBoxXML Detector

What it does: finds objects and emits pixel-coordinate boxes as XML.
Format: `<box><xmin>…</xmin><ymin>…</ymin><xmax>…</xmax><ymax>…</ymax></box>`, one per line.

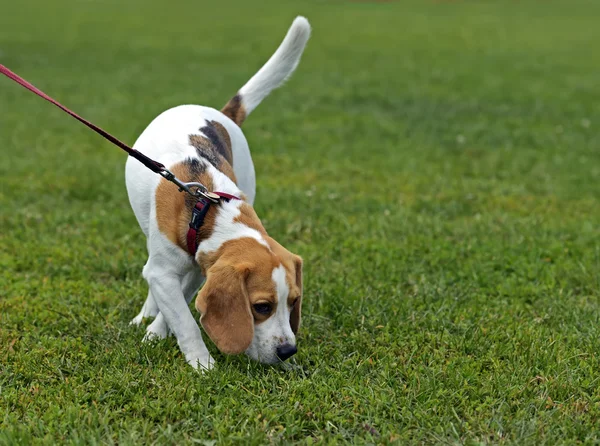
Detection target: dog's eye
<box><xmin>291</xmin><ymin>298</ymin><xmax>299</xmax><ymax>308</ymax></box>
<box><xmin>253</xmin><ymin>303</ymin><xmax>272</xmax><ymax>315</ymax></box>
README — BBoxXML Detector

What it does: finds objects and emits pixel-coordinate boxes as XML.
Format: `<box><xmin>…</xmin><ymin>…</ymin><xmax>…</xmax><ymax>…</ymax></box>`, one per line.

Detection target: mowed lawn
<box><xmin>2</xmin><ymin>0</ymin><xmax>600</xmax><ymax>443</ymax></box>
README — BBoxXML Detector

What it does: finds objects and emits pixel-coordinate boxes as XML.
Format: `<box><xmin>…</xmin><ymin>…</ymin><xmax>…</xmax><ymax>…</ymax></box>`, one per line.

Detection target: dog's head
<box><xmin>195</xmin><ymin>236</ymin><xmax>303</xmax><ymax>364</ymax></box>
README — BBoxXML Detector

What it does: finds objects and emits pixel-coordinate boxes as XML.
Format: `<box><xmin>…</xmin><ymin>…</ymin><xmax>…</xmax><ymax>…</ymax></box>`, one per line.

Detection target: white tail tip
<box><xmin>221</xmin><ymin>16</ymin><xmax>311</xmax><ymax>126</ymax></box>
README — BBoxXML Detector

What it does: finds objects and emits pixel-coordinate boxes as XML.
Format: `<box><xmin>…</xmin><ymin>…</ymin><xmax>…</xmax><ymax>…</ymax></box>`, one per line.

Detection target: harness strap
<box><xmin>186</xmin><ymin>192</ymin><xmax>240</xmax><ymax>256</ymax></box>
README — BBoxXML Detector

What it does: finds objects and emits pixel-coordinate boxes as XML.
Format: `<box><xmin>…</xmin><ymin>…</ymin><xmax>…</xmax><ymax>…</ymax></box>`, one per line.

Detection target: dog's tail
<box><xmin>221</xmin><ymin>16</ymin><xmax>311</xmax><ymax>126</ymax></box>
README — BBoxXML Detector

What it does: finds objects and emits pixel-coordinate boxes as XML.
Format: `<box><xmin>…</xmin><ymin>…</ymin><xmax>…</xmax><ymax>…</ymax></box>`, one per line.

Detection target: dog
<box><xmin>125</xmin><ymin>17</ymin><xmax>310</xmax><ymax>370</ymax></box>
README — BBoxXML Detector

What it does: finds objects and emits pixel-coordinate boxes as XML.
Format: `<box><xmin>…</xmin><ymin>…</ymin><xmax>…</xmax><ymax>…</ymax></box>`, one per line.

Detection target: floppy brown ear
<box><xmin>195</xmin><ymin>262</ymin><xmax>254</xmax><ymax>354</ymax></box>
<box><xmin>290</xmin><ymin>255</ymin><xmax>303</xmax><ymax>335</ymax></box>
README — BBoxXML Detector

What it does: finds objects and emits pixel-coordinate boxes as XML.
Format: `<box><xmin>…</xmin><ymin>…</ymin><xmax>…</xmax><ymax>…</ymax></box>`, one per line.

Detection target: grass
<box><xmin>1</xmin><ymin>0</ymin><xmax>600</xmax><ymax>443</ymax></box>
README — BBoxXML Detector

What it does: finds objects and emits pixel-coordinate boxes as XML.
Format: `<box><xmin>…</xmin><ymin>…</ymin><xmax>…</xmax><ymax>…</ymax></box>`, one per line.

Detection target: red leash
<box><xmin>1</xmin><ymin>64</ymin><xmax>241</xmax><ymax>256</ymax></box>
<box><xmin>0</xmin><ymin>64</ymin><xmax>166</xmax><ymax>174</ymax></box>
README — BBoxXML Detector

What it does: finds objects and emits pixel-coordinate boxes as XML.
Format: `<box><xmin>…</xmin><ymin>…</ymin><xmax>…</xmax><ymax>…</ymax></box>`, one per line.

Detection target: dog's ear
<box><xmin>290</xmin><ymin>255</ymin><xmax>303</xmax><ymax>335</ymax></box>
<box><xmin>195</xmin><ymin>261</ymin><xmax>254</xmax><ymax>354</ymax></box>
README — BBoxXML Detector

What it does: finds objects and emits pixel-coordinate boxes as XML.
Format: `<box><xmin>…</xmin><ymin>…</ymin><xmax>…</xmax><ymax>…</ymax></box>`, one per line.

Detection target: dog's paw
<box><xmin>186</xmin><ymin>354</ymin><xmax>215</xmax><ymax>372</ymax></box>
<box><xmin>142</xmin><ymin>330</ymin><xmax>166</xmax><ymax>343</ymax></box>
<box><xmin>142</xmin><ymin>315</ymin><xmax>169</xmax><ymax>342</ymax></box>
<box><xmin>129</xmin><ymin>314</ymin><xmax>146</xmax><ymax>326</ymax></box>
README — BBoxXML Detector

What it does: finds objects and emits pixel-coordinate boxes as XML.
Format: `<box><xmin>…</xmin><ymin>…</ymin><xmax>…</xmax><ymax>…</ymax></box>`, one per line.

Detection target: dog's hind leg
<box><xmin>143</xmin><ymin>310</ymin><xmax>169</xmax><ymax>341</ymax></box>
<box><xmin>130</xmin><ymin>289</ymin><xmax>159</xmax><ymax>326</ymax></box>
<box><xmin>130</xmin><ymin>258</ymin><xmax>161</xmax><ymax>326</ymax></box>
<box><xmin>142</xmin><ymin>271</ymin><xmax>205</xmax><ymax>340</ymax></box>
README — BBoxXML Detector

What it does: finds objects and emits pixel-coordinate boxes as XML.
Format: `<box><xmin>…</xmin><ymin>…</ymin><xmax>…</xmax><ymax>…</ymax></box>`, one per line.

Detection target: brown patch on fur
<box><xmin>197</xmin><ymin>249</ymin><xmax>220</xmax><ymax>277</ymax></box>
<box><xmin>196</xmin><ymin>260</ymin><xmax>254</xmax><ymax>354</ymax></box>
<box><xmin>201</xmin><ymin>120</ymin><xmax>233</xmax><ymax>164</ymax></box>
<box><xmin>188</xmin><ymin>129</ymin><xmax>237</xmax><ymax>183</ymax></box>
<box><xmin>155</xmin><ymin>160</ymin><xmax>217</xmax><ymax>251</ymax></box>
<box><xmin>221</xmin><ymin>94</ymin><xmax>246</xmax><ymax>126</ymax></box>
<box><xmin>289</xmin><ymin>255</ymin><xmax>303</xmax><ymax>334</ymax></box>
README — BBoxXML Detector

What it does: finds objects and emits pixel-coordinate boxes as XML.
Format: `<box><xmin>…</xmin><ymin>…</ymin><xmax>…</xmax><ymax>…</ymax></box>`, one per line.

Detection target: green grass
<box><xmin>2</xmin><ymin>0</ymin><xmax>600</xmax><ymax>443</ymax></box>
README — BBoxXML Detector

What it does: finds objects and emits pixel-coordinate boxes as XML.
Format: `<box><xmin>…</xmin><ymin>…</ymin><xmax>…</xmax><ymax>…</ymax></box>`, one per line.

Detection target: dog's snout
<box><xmin>276</xmin><ymin>343</ymin><xmax>297</xmax><ymax>361</ymax></box>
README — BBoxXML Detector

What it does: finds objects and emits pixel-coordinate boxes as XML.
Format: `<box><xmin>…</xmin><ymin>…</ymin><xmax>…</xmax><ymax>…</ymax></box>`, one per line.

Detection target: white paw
<box><xmin>142</xmin><ymin>315</ymin><xmax>169</xmax><ymax>342</ymax></box>
<box><xmin>186</xmin><ymin>354</ymin><xmax>215</xmax><ymax>372</ymax></box>
<box><xmin>142</xmin><ymin>330</ymin><xmax>166</xmax><ymax>343</ymax></box>
<box><xmin>129</xmin><ymin>314</ymin><xmax>145</xmax><ymax>326</ymax></box>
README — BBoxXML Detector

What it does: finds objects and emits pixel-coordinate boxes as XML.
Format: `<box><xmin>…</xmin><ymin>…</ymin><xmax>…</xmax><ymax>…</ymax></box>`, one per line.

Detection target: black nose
<box><xmin>276</xmin><ymin>343</ymin><xmax>297</xmax><ymax>361</ymax></box>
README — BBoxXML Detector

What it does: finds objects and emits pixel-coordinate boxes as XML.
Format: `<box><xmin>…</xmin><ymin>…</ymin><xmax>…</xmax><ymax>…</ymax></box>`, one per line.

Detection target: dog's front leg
<box><xmin>144</xmin><ymin>266</ymin><xmax>214</xmax><ymax>371</ymax></box>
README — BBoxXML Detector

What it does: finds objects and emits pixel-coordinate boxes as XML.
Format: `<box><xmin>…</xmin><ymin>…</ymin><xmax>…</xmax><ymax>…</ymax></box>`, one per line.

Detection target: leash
<box><xmin>0</xmin><ymin>64</ymin><xmax>218</xmax><ymax>201</ymax></box>
<box><xmin>1</xmin><ymin>64</ymin><xmax>240</xmax><ymax>256</ymax></box>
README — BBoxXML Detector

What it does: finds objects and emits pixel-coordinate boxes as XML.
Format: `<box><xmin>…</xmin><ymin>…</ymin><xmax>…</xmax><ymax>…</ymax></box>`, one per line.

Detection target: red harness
<box><xmin>1</xmin><ymin>64</ymin><xmax>241</xmax><ymax>257</ymax></box>
<box><xmin>186</xmin><ymin>192</ymin><xmax>240</xmax><ymax>256</ymax></box>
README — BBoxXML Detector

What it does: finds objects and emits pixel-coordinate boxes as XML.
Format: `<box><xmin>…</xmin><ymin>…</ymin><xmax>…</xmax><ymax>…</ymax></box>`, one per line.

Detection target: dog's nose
<box><xmin>276</xmin><ymin>343</ymin><xmax>297</xmax><ymax>361</ymax></box>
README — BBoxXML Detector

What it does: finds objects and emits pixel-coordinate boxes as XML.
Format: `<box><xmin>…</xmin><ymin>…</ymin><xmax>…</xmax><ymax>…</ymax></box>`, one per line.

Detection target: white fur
<box><xmin>245</xmin><ymin>266</ymin><xmax>295</xmax><ymax>364</ymax></box>
<box><xmin>125</xmin><ymin>17</ymin><xmax>310</xmax><ymax>370</ymax></box>
<box><xmin>238</xmin><ymin>16</ymin><xmax>311</xmax><ymax>116</ymax></box>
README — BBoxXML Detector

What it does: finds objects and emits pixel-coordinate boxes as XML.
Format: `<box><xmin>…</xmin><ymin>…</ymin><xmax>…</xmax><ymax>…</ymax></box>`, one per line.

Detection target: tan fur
<box><xmin>221</xmin><ymin>94</ymin><xmax>247</xmax><ymax>126</ymax></box>
<box><xmin>196</xmin><ymin>260</ymin><xmax>254</xmax><ymax>354</ymax></box>
<box><xmin>290</xmin><ymin>256</ymin><xmax>303</xmax><ymax>334</ymax></box>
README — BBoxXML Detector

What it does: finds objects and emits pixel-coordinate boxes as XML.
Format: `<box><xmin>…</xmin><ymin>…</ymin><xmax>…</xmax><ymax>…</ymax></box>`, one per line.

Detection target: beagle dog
<box><xmin>125</xmin><ymin>17</ymin><xmax>310</xmax><ymax>370</ymax></box>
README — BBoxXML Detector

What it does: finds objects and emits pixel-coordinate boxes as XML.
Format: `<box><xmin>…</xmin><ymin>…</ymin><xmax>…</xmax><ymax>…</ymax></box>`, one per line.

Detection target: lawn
<box><xmin>2</xmin><ymin>0</ymin><xmax>600</xmax><ymax>443</ymax></box>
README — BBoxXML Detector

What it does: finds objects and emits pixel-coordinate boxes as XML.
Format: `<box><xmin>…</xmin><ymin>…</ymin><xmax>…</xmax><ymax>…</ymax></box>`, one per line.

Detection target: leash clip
<box><xmin>160</xmin><ymin>169</ymin><xmax>220</xmax><ymax>203</ymax></box>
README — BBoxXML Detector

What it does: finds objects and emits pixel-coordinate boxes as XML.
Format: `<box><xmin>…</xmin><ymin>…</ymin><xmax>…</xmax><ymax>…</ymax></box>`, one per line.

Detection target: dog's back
<box><xmin>125</xmin><ymin>17</ymin><xmax>311</xmax><ymax>236</ymax></box>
